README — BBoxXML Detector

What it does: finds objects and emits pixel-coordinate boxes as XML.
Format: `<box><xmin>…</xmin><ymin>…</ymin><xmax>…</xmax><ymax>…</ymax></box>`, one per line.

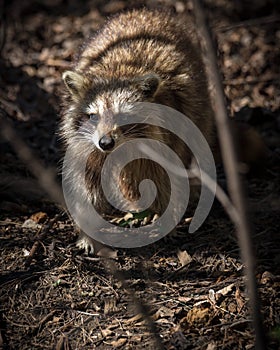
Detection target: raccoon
<box><xmin>60</xmin><ymin>8</ymin><xmax>215</xmax><ymax>254</ymax></box>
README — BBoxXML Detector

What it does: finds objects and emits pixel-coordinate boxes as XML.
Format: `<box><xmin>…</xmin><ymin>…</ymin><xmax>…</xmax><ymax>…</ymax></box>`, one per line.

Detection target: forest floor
<box><xmin>0</xmin><ymin>0</ymin><xmax>279</xmax><ymax>349</ymax></box>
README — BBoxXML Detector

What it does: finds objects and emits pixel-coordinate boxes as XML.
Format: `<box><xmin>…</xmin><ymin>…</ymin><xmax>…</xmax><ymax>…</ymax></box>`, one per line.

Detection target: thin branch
<box><xmin>105</xmin><ymin>259</ymin><xmax>165</xmax><ymax>350</ymax></box>
<box><xmin>215</xmin><ymin>14</ymin><xmax>280</xmax><ymax>32</ymax></box>
<box><xmin>0</xmin><ymin>114</ymin><xmax>164</xmax><ymax>347</ymax></box>
<box><xmin>24</xmin><ymin>213</ymin><xmax>62</xmax><ymax>267</ymax></box>
<box><xmin>0</xmin><ymin>115</ymin><xmax>65</xmax><ymax>207</ymax></box>
<box><xmin>139</xmin><ymin>143</ymin><xmax>240</xmax><ymax>226</ymax></box>
<box><xmin>192</xmin><ymin>1</ymin><xmax>267</xmax><ymax>349</ymax></box>
<box><xmin>0</xmin><ymin>0</ymin><xmax>6</xmax><ymax>54</ymax></box>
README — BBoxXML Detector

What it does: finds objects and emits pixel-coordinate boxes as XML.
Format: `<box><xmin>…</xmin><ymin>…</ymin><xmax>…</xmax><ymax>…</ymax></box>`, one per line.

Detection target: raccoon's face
<box><xmin>62</xmin><ymin>71</ymin><xmax>161</xmax><ymax>152</ymax></box>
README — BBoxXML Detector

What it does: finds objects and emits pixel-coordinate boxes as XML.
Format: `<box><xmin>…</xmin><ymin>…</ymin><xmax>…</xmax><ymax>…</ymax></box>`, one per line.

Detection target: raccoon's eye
<box><xmin>88</xmin><ymin>113</ymin><xmax>98</xmax><ymax>121</ymax></box>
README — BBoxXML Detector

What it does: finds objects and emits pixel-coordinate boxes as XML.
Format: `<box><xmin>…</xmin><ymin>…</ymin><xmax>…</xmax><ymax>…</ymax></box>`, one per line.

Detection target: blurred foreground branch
<box><xmin>0</xmin><ymin>112</ymin><xmax>163</xmax><ymax>348</ymax></box>
<box><xmin>0</xmin><ymin>113</ymin><xmax>65</xmax><ymax>207</ymax></box>
<box><xmin>192</xmin><ymin>1</ymin><xmax>266</xmax><ymax>349</ymax></box>
<box><xmin>105</xmin><ymin>259</ymin><xmax>165</xmax><ymax>350</ymax></box>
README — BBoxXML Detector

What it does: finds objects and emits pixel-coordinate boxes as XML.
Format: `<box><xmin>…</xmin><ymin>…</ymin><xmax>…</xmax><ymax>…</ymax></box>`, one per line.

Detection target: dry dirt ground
<box><xmin>0</xmin><ymin>0</ymin><xmax>280</xmax><ymax>349</ymax></box>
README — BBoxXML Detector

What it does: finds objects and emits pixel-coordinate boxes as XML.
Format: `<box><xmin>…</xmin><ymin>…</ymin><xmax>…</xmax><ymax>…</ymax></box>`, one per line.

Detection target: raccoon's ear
<box><xmin>136</xmin><ymin>74</ymin><xmax>161</xmax><ymax>98</ymax></box>
<box><xmin>62</xmin><ymin>71</ymin><xmax>84</xmax><ymax>97</ymax></box>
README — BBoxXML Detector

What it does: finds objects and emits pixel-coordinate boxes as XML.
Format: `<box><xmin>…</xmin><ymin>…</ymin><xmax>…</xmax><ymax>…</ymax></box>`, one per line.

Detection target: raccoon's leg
<box><xmin>76</xmin><ymin>231</ymin><xmax>117</xmax><ymax>257</ymax></box>
<box><xmin>76</xmin><ymin>231</ymin><xmax>96</xmax><ymax>254</ymax></box>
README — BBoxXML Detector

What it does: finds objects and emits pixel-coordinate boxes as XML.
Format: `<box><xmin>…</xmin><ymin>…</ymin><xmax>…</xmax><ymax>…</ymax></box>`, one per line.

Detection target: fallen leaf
<box><xmin>206</xmin><ymin>341</ymin><xmax>217</xmax><ymax>350</ymax></box>
<box><xmin>109</xmin><ymin>337</ymin><xmax>127</xmax><ymax>348</ymax></box>
<box><xmin>30</xmin><ymin>211</ymin><xmax>48</xmax><ymax>223</ymax></box>
<box><xmin>235</xmin><ymin>287</ymin><xmax>245</xmax><ymax>313</ymax></box>
<box><xmin>153</xmin><ymin>306</ymin><xmax>174</xmax><ymax>320</ymax></box>
<box><xmin>260</xmin><ymin>271</ymin><xmax>275</xmax><ymax>284</ymax></box>
<box><xmin>177</xmin><ymin>249</ymin><xmax>192</xmax><ymax>266</ymax></box>
<box><xmin>22</xmin><ymin>219</ymin><xmax>40</xmax><ymax>229</ymax></box>
<box><xmin>216</xmin><ymin>283</ymin><xmax>235</xmax><ymax>296</ymax></box>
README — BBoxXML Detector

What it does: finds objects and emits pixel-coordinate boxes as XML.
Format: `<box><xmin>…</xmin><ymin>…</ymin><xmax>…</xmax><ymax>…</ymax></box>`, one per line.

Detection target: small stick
<box><xmin>215</xmin><ymin>14</ymin><xmax>280</xmax><ymax>32</ymax></box>
<box><xmin>24</xmin><ymin>214</ymin><xmax>62</xmax><ymax>267</ymax></box>
<box><xmin>192</xmin><ymin>1</ymin><xmax>266</xmax><ymax>349</ymax></box>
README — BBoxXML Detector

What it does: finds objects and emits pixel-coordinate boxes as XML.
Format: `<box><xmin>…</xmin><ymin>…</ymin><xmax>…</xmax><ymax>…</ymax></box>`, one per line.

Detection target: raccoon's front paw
<box><xmin>76</xmin><ymin>232</ymin><xmax>117</xmax><ymax>258</ymax></box>
<box><xmin>76</xmin><ymin>232</ymin><xmax>96</xmax><ymax>255</ymax></box>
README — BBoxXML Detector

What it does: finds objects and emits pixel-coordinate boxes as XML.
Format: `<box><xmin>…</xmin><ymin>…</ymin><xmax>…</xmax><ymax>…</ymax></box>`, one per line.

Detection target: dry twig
<box><xmin>216</xmin><ymin>14</ymin><xmax>280</xmax><ymax>32</ymax></box>
<box><xmin>192</xmin><ymin>1</ymin><xmax>266</xmax><ymax>349</ymax></box>
<box><xmin>24</xmin><ymin>214</ymin><xmax>62</xmax><ymax>267</ymax></box>
<box><xmin>0</xmin><ymin>115</ymin><xmax>65</xmax><ymax>206</ymax></box>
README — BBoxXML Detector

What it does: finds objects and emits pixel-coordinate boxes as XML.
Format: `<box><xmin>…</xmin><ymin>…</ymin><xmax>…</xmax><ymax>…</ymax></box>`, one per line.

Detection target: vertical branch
<box><xmin>0</xmin><ymin>115</ymin><xmax>65</xmax><ymax>206</ymax></box>
<box><xmin>192</xmin><ymin>1</ymin><xmax>266</xmax><ymax>349</ymax></box>
<box><xmin>105</xmin><ymin>260</ymin><xmax>165</xmax><ymax>350</ymax></box>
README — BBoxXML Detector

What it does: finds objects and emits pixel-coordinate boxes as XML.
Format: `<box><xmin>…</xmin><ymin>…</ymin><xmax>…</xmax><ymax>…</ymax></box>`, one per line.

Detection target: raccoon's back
<box><xmin>75</xmin><ymin>9</ymin><xmax>202</xmax><ymax>80</ymax></box>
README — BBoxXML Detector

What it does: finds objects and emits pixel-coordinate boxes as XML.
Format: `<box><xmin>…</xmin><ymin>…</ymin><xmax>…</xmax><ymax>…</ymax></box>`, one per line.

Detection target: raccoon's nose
<box><xmin>99</xmin><ymin>134</ymin><xmax>115</xmax><ymax>151</ymax></box>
